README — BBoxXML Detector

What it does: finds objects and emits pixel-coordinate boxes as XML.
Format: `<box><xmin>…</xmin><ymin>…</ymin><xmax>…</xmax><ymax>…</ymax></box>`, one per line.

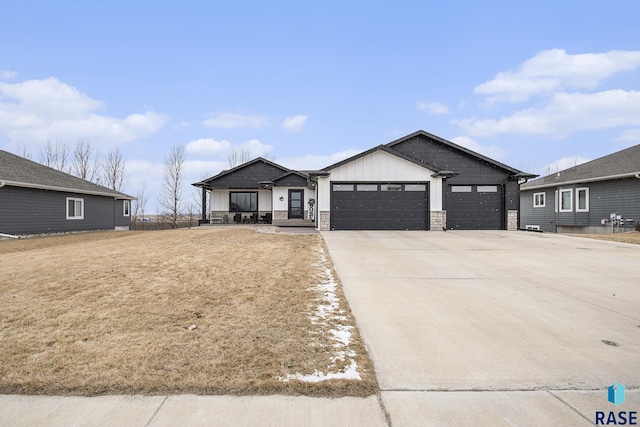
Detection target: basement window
<box><xmin>66</xmin><ymin>197</ymin><xmax>84</xmax><ymax>220</ymax></box>
<box><xmin>533</xmin><ymin>192</ymin><xmax>545</xmax><ymax>208</ymax></box>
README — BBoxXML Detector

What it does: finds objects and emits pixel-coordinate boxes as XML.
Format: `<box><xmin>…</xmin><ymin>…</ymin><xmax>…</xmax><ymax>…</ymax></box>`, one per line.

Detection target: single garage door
<box><xmin>331</xmin><ymin>183</ymin><xmax>428</xmax><ymax>230</ymax></box>
<box><xmin>446</xmin><ymin>184</ymin><xmax>504</xmax><ymax>230</ymax></box>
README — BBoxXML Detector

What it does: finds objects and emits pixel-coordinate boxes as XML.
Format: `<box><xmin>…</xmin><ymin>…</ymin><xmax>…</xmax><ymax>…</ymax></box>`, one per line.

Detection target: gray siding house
<box><xmin>520</xmin><ymin>144</ymin><xmax>640</xmax><ymax>233</ymax></box>
<box><xmin>195</xmin><ymin>130</ymin><xmax>536</xmax><ymax>231</ymax></box>
<box><xmin>0</xmin><ymin>150</ymin><xmax>134</xmax><ymax>235</ymax></box>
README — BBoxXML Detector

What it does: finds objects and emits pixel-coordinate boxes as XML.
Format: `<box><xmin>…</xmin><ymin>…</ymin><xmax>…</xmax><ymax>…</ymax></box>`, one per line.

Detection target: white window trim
<box><xmin>576</xmin><ymin>187</ymin><xmax>589</xmax><ymax>212</ymax></box>
<box><xmin>554</xmin><ymin>190</ymin><xmax>558</xmax><ymax>213</ymax></box>
<box><xmin>66</xmin><ymin>197</ymin><xmax>84</xmax><ymax>220</ymax></box>
<box><xmin>533</xmin><ymin>192</ymin><xmax>545</xmax><ymax>208</ymax></box>
<box><xmin>559</xmin><ymin>189</ymin><xmax>572</xmax><ymax>212</ymax></box>
<box><xmin>123</xmin><ymin>200</ymin><xmax>130</xmax><ymax>217</ymax></box>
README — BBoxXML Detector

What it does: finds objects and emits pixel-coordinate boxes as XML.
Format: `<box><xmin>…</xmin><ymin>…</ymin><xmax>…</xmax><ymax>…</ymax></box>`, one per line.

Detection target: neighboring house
<box><xmin>520</xmin><ymin>144</ymin><xmax>640</xmax><ymax>233</ymax></box>
<box><xmin>0</xmin><ymin>150</ymin><xmax>134</xmax><ymax>235</ymax></box>
<box><xmin>194</xmin><ymin>130</ymin><xmax>536</xmax><ymax>231</ymax></box>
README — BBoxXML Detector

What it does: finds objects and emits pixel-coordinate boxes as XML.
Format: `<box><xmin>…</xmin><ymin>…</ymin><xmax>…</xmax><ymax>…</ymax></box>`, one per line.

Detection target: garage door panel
<box><xmin>331</xmin><ymin>183</ymin><xmax>428</xmax><ymax>230</ymax></box>
<box><xmin>446</xmin><ymin>185</ymin><xmax>503</xmax><ymax>230</ymax></box>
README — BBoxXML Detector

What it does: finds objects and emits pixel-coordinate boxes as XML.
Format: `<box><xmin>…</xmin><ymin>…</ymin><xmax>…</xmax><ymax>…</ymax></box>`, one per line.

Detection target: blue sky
<box><xmin>2</xmin><ymin>1</ymin><xmax>639</xmax><ymax>207</ymax></box>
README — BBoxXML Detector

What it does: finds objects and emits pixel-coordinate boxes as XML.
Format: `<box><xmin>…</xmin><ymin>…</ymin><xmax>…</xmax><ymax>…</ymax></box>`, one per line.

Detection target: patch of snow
<box><xmin>278</xmin><ymin>247</ymin><xmax>362</xmax><ymax>383</ymax></box>
<box><xmin>278</xmin><ymin>360</ymin><xmax>361</xmax><ymax>382</ymax></box>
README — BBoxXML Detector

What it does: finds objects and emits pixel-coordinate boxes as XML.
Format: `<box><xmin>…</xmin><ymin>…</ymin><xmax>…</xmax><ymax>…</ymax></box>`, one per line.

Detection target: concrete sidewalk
<box><xmin>0</xmin><ymin>394</ymin><xmax>388</xmax><ymax>427</ymax></box>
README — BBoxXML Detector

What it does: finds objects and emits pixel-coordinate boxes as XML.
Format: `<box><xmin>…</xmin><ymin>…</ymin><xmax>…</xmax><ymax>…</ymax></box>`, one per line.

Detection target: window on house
<box><xmin>123</xmin><ymin>200</ymin><xmax>130</xmax><ymax>216</ymax></box>
<box><xmin>229</xmin><ymin>192</ymin><xmax>258</xmax><ymax>212</ymax></box>
<box><xmin>555</xmin><ymin>190</ymin><xmax>558</xmax><ymax>213</ymax></box>
<box><xmin>559</xmin><ymin>189</ymin><xmax>572</xmax><ymax>212</ymax></box>
<box><xmin>576</xmin><ymin>188</ymin><xmax>589</xmax><ymax>212</ymax></box>
<box><xmin>66</xmin><ymin>197</ymin><xmax>84</xmax><ymax>219</ymax></box>
<box><xmin>533</xmin><ymin>192</ymin><xmax>545</xmax><ymax>208</ymax></box>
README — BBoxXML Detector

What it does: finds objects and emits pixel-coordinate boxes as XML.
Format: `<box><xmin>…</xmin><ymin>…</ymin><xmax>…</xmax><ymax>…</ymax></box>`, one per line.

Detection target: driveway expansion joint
<box><xmin>143</xmin><ymin>395</ymin><xmax>168</xmax><ymax>427</ymax></box>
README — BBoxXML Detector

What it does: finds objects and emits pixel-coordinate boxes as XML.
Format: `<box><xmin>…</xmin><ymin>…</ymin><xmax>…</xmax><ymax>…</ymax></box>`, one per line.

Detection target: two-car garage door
<box><xmin>330</xmin><ymin>183</ymin><xmax>428</xmax><ymax>230</ymax></box>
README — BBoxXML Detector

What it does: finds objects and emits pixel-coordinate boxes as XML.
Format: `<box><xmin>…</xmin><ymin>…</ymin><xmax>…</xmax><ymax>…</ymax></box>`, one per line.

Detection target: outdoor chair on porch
<box><xmin>259</xmin><ymin>213</ymin><xmax>272</xmax><ymax>224</ymax></box>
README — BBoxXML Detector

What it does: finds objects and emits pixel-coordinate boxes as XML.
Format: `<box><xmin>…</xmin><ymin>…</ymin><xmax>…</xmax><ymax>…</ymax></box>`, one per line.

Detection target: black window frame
<box><xmin>229</xmin><ymin>191</ymin><xmax>258</xmax><ymax>213</ymax></box>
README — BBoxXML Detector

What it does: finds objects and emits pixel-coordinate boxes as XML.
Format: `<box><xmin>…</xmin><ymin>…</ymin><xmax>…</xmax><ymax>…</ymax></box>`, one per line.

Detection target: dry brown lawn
<box><xmin>0</xmin><ymin>228</ymin><xmax>377</xmax><ymax>397</ymax></box>
<box><xmin>568</xmin><ymin>231</ymin><xmax>640</xmax><ymax>245</ymax></box>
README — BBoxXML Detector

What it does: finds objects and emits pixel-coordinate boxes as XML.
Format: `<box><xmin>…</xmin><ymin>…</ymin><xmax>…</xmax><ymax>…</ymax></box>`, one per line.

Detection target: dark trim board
<box><xmin>330</xmin><ymin>182</ymin><xmax>429</xmax><ymax>230</ymax></box>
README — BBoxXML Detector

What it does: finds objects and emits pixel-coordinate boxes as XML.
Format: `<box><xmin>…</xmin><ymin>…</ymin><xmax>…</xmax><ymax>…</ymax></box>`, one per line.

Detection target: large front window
<box><xmin>229</xmin><ymin>192</ymin><xmax>258</xmax><ymax>212</ymax></box>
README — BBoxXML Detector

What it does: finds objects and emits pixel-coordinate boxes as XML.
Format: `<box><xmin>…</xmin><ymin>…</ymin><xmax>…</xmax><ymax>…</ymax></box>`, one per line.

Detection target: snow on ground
<box><xmin>278</xmin><ymin>247</ymin><xmax>362</xmax><ymax>383</ymax></box>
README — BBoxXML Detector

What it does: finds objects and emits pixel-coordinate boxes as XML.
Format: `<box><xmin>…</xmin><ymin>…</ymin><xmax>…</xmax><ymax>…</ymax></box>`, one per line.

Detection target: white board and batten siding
<box><xmin>317</xmin><ymin>150</ymin><xmax>443</xmax><ymax>211</ymax></box>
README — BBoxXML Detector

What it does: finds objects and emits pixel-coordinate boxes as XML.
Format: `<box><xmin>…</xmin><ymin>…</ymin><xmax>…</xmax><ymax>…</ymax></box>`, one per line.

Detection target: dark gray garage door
<box><xmin>331</xmin><ymin>183</ymin><xmax>428</xmax><ymax>230</ymax></box>
<box><xmin>445</xmin><ymin>184</ymin><xmax>504</xmax><ymax>230</ymax></box>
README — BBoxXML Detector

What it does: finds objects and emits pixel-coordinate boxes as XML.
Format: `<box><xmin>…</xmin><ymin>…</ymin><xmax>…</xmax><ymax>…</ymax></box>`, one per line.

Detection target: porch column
<box><xmin>201</xmin><ymin>187</ymin><xmax>207</xmax><ymax>223</ymax></box>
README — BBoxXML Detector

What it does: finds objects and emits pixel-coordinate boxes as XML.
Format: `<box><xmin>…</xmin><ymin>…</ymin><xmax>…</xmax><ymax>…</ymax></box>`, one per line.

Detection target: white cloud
<box><xmin>185</xmin><ymin>138</ymin><xmax>231</xmax><ymax>155</ymax></box>
<box><xmin>0</xmin><ymin>77</ymin><xmax>167</xmax><ymax>151</ymax></box>
<box><xmin>416</xmin><ymin>101</ymin><xmax>450</xmax><ymax>115</ymax></box>
<box><xmin>475</xmin><ymin>49</ymin><xmax>640</xmax><ymax>104</ymax></box>
<box><xmin>450</xmin><ymin>136</ymin><xmax>505</xmax><ymax>160</ymax></box>
<box><xmin>279</xmin><ymin>148</ymin><xmax>364</xmax><ymax>170</ymax></box>
<box><xmin>281</xmin><ymin>115</ymin><xmax>307</xmax><ymax>132</ymax></box>
<box><xmin>202</xmin><ymin>112</ymin><xmax>269</xmax><ymax>129</ymax></box>
<box><xmin>238</xmin><ymin>139</ymin><xmax>274</xmax><ymax>158</ymax></box>
<box><xmin>173</xmin><ymin>120</ymin><xmax>190</xmax><ymax>130</ymax></box>
<box><xmin>0</xmin><ymin>70</ymin><xmax>17</xmax><ymax>79</ymax></box>
<box><xmin>542</xmin><ymin>156</ymin><xmax>591</xmax><ymax>174</ymax></box>
<box><xmin>615</xmin><ymin>128</ymin><xmax>640</xmax><ymax>145</ymax></box>
<box><xmin>459</xmin><ymin>90</ymin><xmax>640</xmax><ymax>137</ymax></box>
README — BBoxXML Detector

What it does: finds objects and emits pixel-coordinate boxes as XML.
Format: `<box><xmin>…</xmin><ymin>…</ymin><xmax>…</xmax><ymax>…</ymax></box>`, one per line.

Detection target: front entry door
<box><xmin>288</xmin><ymin>189</ymin><xmax>304</xmax><ymax>219</ymax></box>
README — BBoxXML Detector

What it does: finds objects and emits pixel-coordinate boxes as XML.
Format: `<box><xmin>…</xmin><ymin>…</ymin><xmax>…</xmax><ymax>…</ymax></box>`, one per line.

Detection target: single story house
<box><xmin>194</xmin><ymin>130</ymin><xmax>536</xmax><ymax>231</ymax></box>
<box><xmin>520</xmin><ymin>144</ymin><xmax>640</xmax><ymax>233</ymax></box>
<box><xmin>0</xmin><ymin>150</ymin><xmax>134</xmax><ymax>235</ymax></box>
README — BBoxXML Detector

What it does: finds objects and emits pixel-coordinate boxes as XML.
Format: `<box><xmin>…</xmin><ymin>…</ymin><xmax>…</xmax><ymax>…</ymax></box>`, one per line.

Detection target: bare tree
<box><xmin>102</xmin><ymin>148</ymin><xmax>129</xmax><ymax>192</ymax></box>
<box><xmin>158</xmin><ymin>145</ymin><xmax>186</xmax><ymax>228</ymax></box>
<box><xmin>227</xmin><ymin>146</ymin><xmax>251</xmax><ymax>168</ymax></box>
<box><xmin>72</xmin><ymin>140</ymin><xmax>100</xmax><ymax>182</ymax></box>
<box><xmin>39</xmin><ymin>141</ymin><xmax>69</xmax><ymax>172</ymax></box>
<box><xmin>132</xmin><ymin>181</ymin><xmax>147</xmax><ymax>230</ymax></box>
<box><xmin>16</xmin><ymin>145</ymin><xmax>32</xmax><ymax>160</ymax></box>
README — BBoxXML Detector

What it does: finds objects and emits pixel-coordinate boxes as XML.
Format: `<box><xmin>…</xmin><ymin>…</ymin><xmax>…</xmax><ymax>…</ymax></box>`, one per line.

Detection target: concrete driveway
<box><xmin>323</xmin><ymin>230</ymin><xmax>640</xmax><ymax>426</ymax></box>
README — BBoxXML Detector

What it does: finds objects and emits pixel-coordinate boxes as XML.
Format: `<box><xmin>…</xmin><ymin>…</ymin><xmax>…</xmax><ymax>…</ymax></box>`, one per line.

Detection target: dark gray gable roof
<box><xmin>193</xmin><ymin>157</ymin><xmax>291</xmax><ymax>187</ymax></box>
<box><xmin>0</xmin><ymin>150</ymin><xmax>133</xmax><ymax>199</ymax></box>
<box><xmin>386</xmin><ymin>130</ymin><xmax>529</xmax><ymax>176</ymax></box>
<box><xmin>522</xmin><ymin>144</ymin><xmax>640</xmax><ymax>190</ymax></box>
<box><xmin>322</xmin><ymin>144</ymin><xmax>442</xmax><ymax>172</ymax></box>
<box><xmin>271</xmin><ymin>170</ymin><xmax>309</xmax><ymax>182</ymax></box>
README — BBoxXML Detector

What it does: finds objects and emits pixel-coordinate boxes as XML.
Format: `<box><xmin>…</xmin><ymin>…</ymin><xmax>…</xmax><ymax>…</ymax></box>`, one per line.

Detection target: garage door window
<box><xmin>405</xmin><ymin>184</ymin><xmax>426</xmax><ymax>191</ymax></box>
<box><xmin>451</xmin><ymin>186</ymin><xmax>472</xmax><ymax>192</ymax></box>
<box><xmin>477</xmin><ymin>186</ymin><xmax>498</xmax><ymax>192</ymax></box>
<box><xmin>357</xmin><ymin>184</ymin><xmax>378</xmax><ymax>191</ymax></box>
<box><xmin>333</xmin><ymin>184</ymin><xmax>354</xmax><ymax>191</ymax></box>
<box><xmin>381</xmin><ymin>184</ymin><xmax>402</xmax><ymax>191</ymax></box>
